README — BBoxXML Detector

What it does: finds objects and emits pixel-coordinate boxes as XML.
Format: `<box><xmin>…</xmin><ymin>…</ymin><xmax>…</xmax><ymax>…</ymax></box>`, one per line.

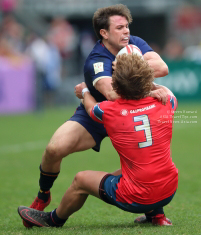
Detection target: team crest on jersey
<box><xmin>93</xmin><ymin>62</ymin><xmax>104</xmax><ymax>74</ymax></box>
<box><xmin>120</xmin><ymin>109</ymin><xmax>128</xmax><ymax>116</ymax></box>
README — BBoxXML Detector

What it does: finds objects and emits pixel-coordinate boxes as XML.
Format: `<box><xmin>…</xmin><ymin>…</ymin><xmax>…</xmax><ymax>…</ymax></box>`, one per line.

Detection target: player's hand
<box><xmin>112</xmin><ymin>61</ymin><xmax>117</xmax><ymax>71</ymax></box>
<box><xmin>149</xmin><ymin>88</ymin><xmax>168</xmax><ymax>105</ymax></box>
<box><xmin>74</xmin><ymin>82</ymin><xmax>87</xmax><ymax>99</ymax></box>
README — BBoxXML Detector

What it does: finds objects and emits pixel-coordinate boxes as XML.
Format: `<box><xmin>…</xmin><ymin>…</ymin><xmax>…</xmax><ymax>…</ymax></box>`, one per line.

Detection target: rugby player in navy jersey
<box><xmin>22</xmin><ymin>4</ymin><xmax>169</xmax><ymax>227</ymax></box>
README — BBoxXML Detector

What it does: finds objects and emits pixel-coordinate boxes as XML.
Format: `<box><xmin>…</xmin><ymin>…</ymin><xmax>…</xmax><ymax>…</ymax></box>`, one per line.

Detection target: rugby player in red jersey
<box><xmin>18</xmin><ymin>53</ymin><xmax>178</xmax><ymax>227</ymax></box>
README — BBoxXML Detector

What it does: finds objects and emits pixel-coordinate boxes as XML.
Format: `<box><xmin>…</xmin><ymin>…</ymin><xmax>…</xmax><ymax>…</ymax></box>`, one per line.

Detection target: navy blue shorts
<box><xmin>69</xmin><ymin>103</ymin><xmax>108</xmax><ymax>152</ymax></box>
<box><xmin>99</xmin><ymin>174</ymin><xmax>176</xmax><ymax>214</ymax></box>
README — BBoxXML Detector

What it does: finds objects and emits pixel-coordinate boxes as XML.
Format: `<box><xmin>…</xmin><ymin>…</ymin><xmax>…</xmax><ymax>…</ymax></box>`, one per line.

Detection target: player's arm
<box><xmin>74</xmin><ymin>77</ymin><xmax>119</xmax><ymax>102</ymax></box>
<box><xmin>77</xmin><ymin>82</ymin><xmax>97</xmax><ymax>115</ymax></box>
<box><xmin>143</xmin><ymin>51</ymin><xmax>169</xmax><ymax>78</ymax></box>
<box><xmin>94</xmin><ymin>76</ymin><xmax>120</xmax><ymax>101</ymax></box>
<box><xmin>152</xmin><ymin>82</ymin><xmax>175</xmax><ymax>97</ymax></box>
<box><xmin>149</xmin><ymin>83</ymin><xmax>175</xmax><ymax>105</ymax></box>
<box><xmin>77</xmin><ymin>82</ymin><xmax>106</xmax><ymax>124</ymax></box>
<box><xmin>83</xmin><ymin>91</ymin><xmax>97</xmax><ymax>116</ymax></box>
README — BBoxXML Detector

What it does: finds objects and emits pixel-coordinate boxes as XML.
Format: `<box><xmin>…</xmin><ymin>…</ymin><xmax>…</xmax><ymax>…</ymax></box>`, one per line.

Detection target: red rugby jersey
<box><xmin>90</xmin><ymin>95</ymin><xmax>178</xmax><ymax>204</ymax></box>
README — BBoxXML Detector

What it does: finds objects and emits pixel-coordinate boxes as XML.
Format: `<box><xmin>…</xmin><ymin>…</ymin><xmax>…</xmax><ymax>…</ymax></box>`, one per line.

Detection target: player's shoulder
<box><xmin>98</xmin><ymin>100</ymin><xmax>113</xmax><ymax>109</ymax></box>
<box><xmin>93</xmin><ymin>100</ymin><xmax>112</xmax><ymax>122</ymax></box>
<box><xmin>95</xmin><ymin>100</ymin><xmax>116</xmax><ymax>114</ymax></box>
<box><xmin>155</xmin><ymin>95</ymin><xmax>177</xmax><ymax>112</ymax></box>
<box><xmin>87</xmin><ymin>41</ymin><xmax>113</xmax><ymax>60</ymax></box>
<box><xmin>129</xmin><ymin>35</ymin><xmax>153</xmax><ymax>54</ymax></box>
<box><xmin>84</xmin><ymin>41</ymin><xmax>113</xmax><ymax>70</ymax></box>
<box><xmin>129</xmin><ymin>35</ymin><xmax>145</xmax><ymax>44</ymax></box>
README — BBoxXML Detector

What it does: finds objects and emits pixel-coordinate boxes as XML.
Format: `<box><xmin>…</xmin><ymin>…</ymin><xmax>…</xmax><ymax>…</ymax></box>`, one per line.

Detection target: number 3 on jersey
<box><xmin>134</xmin><ymin>115</ymin><xmax>152</xmax><ymax>148</ymax></box>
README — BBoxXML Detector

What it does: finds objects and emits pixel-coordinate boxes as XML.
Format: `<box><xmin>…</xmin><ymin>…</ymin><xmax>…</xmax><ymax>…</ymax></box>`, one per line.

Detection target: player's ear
<box><xmin>100</xmin><ymin>29</ymin><xmax>108</xmax><ymax>40</ymax></box>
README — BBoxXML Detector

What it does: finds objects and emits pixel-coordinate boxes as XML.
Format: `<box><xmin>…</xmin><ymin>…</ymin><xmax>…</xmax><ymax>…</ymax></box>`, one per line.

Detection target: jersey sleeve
<box><xmin>86</xmin><ymin>56</ymin><xmax>113</xmax><ymax>86</ymax></box>
<box><xmin>90</xmin><ymin>101</ymin><xmax>109</xmax><ymax>123</ymax></box>
<box><xmin>129</xmin><ymin>36</ymin><xmax>153</xmax><ymax>55</ymax></box>
<box><xmin>169</xmin><ymin>95</ymin><xmax>178</xmax><ymax>112</ymax></box>
<box><xmin>90</xmin><ymin>103</ymin><xmax>104</xmax><ymax>123</ymax></box>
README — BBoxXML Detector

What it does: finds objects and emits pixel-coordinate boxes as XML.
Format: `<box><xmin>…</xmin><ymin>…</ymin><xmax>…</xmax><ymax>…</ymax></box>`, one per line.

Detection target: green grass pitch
<box><xmin>0</xmin><ymin>102</ymin><xmax>200</xmax><ymax>234</ymax></box>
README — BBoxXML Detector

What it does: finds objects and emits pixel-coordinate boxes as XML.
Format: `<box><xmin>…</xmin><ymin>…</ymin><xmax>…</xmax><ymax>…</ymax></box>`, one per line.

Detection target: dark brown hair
<box><xmin>112</xmin><ymin>54</ymin><xmax>154</xmax><ymax>100</ymax></box>
<box><xmin>93</xmin><ymin>4</ymin><xmax>132</xmax><ymax>40</ymax></box>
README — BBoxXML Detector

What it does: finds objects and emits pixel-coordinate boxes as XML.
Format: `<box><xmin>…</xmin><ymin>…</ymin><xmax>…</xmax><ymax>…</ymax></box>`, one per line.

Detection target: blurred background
<box><xmin>0</xmin><ymin>0</ymin><xmax>201</xmax><ymax>113</ymax></box>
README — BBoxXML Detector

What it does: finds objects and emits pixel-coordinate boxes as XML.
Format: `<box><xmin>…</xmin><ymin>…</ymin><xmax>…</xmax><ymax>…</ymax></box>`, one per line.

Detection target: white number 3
<box><xmin>134</xmin><ymin>115</ymin><xmax>153</xmax><ymax>148</ymax></box>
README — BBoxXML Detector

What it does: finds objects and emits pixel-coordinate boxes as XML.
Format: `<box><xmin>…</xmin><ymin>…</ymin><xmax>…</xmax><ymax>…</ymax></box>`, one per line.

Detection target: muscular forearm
<box><xmin>105</xmin><ymin>89</ymin><xmax>120</xmax><ymax>101</ymax></box>
<box><xmin>95</xmin><ymin>77</ymin><xmax>120</xmax><ymax>101</ymax></box>
<box><xmin>144</xmin><ymin>51</ymin><xmax>169</xmax><ymax>78</ymax></box>
<box><xmin>148</xmin><ymin>59</ymin><xmax>169</xmax><ymax>78</ymax></box>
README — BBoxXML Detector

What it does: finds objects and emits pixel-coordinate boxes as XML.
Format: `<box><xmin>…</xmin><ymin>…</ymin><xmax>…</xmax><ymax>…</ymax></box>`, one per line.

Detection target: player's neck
<box><xmin>102</xmin><ymin>40</ymin><xmax>119</xmax><ymax>56</ymax></box>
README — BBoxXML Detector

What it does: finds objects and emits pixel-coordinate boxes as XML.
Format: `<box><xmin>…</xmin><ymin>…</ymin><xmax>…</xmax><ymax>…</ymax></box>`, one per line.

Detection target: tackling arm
<box><xmin>152</xmin><ymin>83</ymin><xmax>175</xmax><ymax>97</ymax></box>
<box><xmin>75</xmin><ymin>77</ymin><xmax>119</xmax><ymax>101</ymax></box>
<box><xmin>149</xmin><ymin>82</ymin><xmax>175</xmax><ymax>105</ymax></box>
<box><xmin>83</xmin><ymin>92</ymin><xmax>97</xmax><ymax>116</ymax></box>
<box><xmin>149</xmin><ymin>82</ymin><xmax>173</xmax><ymax>105</ymax></box>
<box><xmin>77</xmin><ymin>82</ymin><xmax>98</xmax><ymax>116</ymax></box>
<box><xmin>143</xmin><ymin>51</ymin><xmax>169</xmax><ymax>78</ymax></box>
<box><xmin>94</xmin><ymin>76</ymin><xmax>120</xmax><ymax>101</ymax></box>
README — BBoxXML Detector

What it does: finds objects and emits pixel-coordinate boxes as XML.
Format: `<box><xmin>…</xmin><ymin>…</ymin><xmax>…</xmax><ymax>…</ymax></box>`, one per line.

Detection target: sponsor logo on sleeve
<box><xmin>93</xmin><ymin>62</ymin><xmax>104</xmax><ymax>74</ymax></box>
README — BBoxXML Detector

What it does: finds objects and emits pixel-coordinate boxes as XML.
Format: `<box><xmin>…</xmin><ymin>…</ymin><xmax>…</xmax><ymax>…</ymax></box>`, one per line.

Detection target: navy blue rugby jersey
<box><xmin>84</xmin><ymin>35</ymin><xmax>153</xmax><ymax>102</ymax></box>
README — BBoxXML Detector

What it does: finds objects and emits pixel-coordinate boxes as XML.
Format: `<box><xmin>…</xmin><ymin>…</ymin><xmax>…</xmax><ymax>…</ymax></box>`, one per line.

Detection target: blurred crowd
<box><xmin>159</xmin><ymin>5</ymin><xmax>201</xmax><ymax>63</ymax></box>
<box><xmin>0</xmin><ymin>12</ymin><xmax>96</xmax><ymax>110</ymax></box>
<box><xmin>0</xmin><ymin>4</ymin><xmax>201</xmax><ymax>111</ymax></box>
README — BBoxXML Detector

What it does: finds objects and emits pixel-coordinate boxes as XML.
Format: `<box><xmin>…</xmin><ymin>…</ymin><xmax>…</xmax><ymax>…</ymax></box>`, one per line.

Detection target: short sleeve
<box><xmin>90</xmin><ymin>103</ymin><xmax>104</xmax><ymax>123</ymax></box>
<box><xmin>90</xmin><ymin>101</ymin><xmax>109</xmax><ymax>123</ymax></box>
<box><xmin>169</xmin><ymin>95</ymin><xmax>178</xmax><ymax>111</ymax></box>
<box><xmin>86</xmin><ymin>56</ymin><xmax>113</xmax><ymax>86</ymax></box>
